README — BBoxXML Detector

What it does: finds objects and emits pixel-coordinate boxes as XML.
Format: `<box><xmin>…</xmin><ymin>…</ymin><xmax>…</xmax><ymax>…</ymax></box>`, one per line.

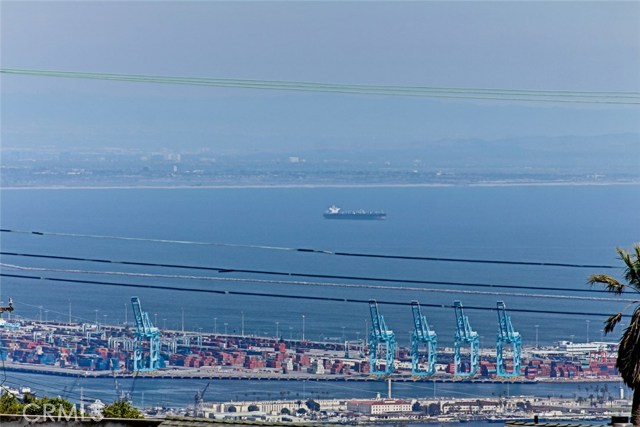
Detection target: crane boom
<box><xmin>369</xmin><ymin>301</ymin><xmax>384</xmax><ymax>339</ymax></box>
<box><xmin>131</xmin><ymin>297</ymin><xmax>147</xmax><ymax>334</ymax></box>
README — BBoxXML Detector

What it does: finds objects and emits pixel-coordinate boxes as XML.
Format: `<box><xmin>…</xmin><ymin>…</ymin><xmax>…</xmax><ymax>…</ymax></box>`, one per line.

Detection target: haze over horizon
<box><xmin>2</xmin><ymin>1</ymin><xmax>639</xmax><ymax>155</ymax></box>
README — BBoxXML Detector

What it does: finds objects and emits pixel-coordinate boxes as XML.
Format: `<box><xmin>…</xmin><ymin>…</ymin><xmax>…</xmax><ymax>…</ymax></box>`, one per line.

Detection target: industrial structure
<box><xmin>410</xmin><ymin>301</ymin><xmax>437</xmax><ymax>376</ymax></box>
<box><xmin>496</xmin><ymin>301</ymin><xmax>522</xmax><ymax>377</ymax></box>
<box><xmin>453</xmin><ymin>300</ymin><xmax>479</xmax><ymax>377</ymax></box>
<box><xmin>194</xmin><ymin>382</ymin><xmax>210</xmax><ymax>417</ymax></box>
<box><xmin>0</xmin><ymin>298</ymin><xmax>19</xmax><ymax>330</ymax></box>
<box><xmin>0</xmin><ymin>298</ymin><xmax>14</xmax><ymax>314</ymax></box>
<box><xmin>131</xmin><ymin>296</ymin><xmax>163</xmax><ymax>372</ymax></box>
<box><xmin>368</xmin><ymin>300</ymin><xmax>396</xmax><ymax>376</ymax></box>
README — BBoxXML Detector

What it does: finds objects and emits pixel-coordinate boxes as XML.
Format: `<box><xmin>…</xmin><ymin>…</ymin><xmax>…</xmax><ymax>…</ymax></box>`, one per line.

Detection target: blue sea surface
<box><xmin>0</xmin><ymin>185</ymin><xmax>638</xmax><ymax>405</ymax></box>
<box><xmin>1</xmin><ymin>185</ymin><xmax>638</xmax><ymax>344</ymax></box>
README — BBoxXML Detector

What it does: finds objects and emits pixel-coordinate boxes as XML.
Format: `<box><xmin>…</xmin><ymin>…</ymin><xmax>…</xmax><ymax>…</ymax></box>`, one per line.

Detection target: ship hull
<box><xmin>323</xmin><ymin>213</ymin><xmax>386</xmax><ymax>220</ymax></box>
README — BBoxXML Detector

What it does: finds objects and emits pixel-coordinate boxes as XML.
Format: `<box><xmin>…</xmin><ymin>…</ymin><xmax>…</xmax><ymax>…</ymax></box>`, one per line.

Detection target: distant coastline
<box><xmin>2</xmin><ymin>180</ymin><xmax>639</xmax><ymax>191</ymax></box>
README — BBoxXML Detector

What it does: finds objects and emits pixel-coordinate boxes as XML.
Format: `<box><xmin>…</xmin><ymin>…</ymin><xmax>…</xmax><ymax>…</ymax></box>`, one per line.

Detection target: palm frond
<box><xmin>617</xmin><ymin>306</ymin><xmax>640</xmax><ymax>388</ymax></box>
<box><xmin>619</xmin><ymin>245</ymin><xmax>640</xmax><ymax>288</ymax></box>
<box><xmin>604</xmin><ymin>313</ymin><xmax>623</xmax><ymax>334</ymax></box>
<box><xmin>588</xmin><ymin>274</ymin><xmax>625</xmax><ymax>294</ymax></box>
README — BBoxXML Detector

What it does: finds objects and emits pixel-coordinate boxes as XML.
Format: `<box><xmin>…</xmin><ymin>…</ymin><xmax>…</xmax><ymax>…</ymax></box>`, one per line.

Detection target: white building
<box><xmin>204</xmin><ymin>399</ymin><xmax>344</xmax><ymax>417</ymax></box>
<box><xmin>347</xmin><ymin>399</ymin><xmax>411</xmax><ymax>415</ymax></box>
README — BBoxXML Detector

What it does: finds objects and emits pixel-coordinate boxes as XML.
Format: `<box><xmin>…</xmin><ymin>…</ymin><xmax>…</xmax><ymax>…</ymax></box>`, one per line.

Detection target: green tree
<box><xmin>280</xmin><ymin>407</ymin><xmax>291</xmax><ymax>415</ymax></box>
<box><xmin>305</xmin><ymin>399</ymin><xmax>320</xmax><ymax>411</ymax></box>
<box><xmin>248</xmin><ymin>404</ymin><xmax>260</xmax><ymax>412</ymax></box>
<box><xmin>0</xmin><ymin>393</ymin><xmax>24</xmax><ymax>414</ymax></box>
<box><xmin>426</xmin><ymin>402</ymin><xmax>441</xmax><ymax>416</ymax></box>
<box><xmin>22</xmin><ymin>396</ymin><xmax>75</xmax><ymax>417</ymax></box>
<box><xmin>589</xmin><ymin>244</ymin><xmax>640</xmax><ymax>425</ymax></box>
<box><xmin>411</xmin><ymin>401</ymin><xmax>422</xmax><ymax>412</ymax></box>
<box><xmin>102</xmin><ymin>400</ymin><xmax>143</xmax><ymax>419</ymax></box>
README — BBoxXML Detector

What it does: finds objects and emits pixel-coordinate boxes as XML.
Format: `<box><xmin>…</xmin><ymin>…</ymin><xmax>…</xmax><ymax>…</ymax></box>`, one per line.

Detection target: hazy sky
<box><xmin>2</xmin><ymin>1</ymin><xmax>639</xmax><ymax>152</ymax></box>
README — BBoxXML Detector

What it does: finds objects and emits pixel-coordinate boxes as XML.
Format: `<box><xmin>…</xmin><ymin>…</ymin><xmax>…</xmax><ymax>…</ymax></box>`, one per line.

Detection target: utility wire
<box><xmin>0</xmin><ymin>263</ymin><xmax>630</xmax><ymax>303</ymax></box>
<box><xmin>0</xmin><ymin>229</ymin><xmax>619</xmax><ymax>269</ymax></box>
<box><xmin>10</xmin><ymin>298</ymin><xmax>95</xmax><ymax>325</ymax></box>
<box><xmin>2</xmin><ymin>69</ymin><xmax>639</xmax><ymax>105</ymax></box>
<box><xmin>0</xmin><ymin>251</ymin><xmax>616</xmax><ymax>294</ymax></box>
<box><xmin>0</xmin><ymin>375</ymin><xmax>102</xmax><ymax>402</ymax></box>
<box><xmin>0</xmin><ymin>272</ymin><xmax>627</xmax><ymax>319</ymax></box>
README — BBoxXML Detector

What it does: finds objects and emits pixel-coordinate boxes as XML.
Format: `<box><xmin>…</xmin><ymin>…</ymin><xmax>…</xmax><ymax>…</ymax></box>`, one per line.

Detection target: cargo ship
<box><xmin>323</xmin><ymin>205</ymin><xmax>386</xmax><ymax>220</ymax></box>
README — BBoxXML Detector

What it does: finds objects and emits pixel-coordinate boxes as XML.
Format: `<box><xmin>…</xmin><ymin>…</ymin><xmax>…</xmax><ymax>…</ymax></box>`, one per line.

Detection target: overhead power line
<box><xmin>0</xmin><ymin>251</ymin><xmax>616</xmax><ymax>295</ymax></box>
<box><xmin>0</xmin><ymin>375</ymin><xmax>102</xmax><ymax>403</ymax></box>
<box><xmin>1</xmin><ymin>263</ymin><xmax>629</xmax><ymax>303</ymax></box>
<box><xmin>0</xmin><ymin>272</ymin><xmax>624</xmax><ymax>319</ymax></box>
<box><xmin>1</xmin><ymin>68</ymin><xmax>639</xmax><ymax>105</ymax></box>
<box><xmin>12</xmin><ymin>298</ymin><xmax>95</xmax><ymax>325</ymax></box>
<box><xmin>0</xmin><ymin>229</ymin><xmax>619</xmax><ymax>269</ymax></box>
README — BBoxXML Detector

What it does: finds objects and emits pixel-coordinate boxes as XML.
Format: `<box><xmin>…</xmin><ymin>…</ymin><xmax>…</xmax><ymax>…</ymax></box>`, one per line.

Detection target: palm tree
<box><xmin>588</xmin><ymin>244</ymin><xmax>640</xmax><ymax>425</ymax></box>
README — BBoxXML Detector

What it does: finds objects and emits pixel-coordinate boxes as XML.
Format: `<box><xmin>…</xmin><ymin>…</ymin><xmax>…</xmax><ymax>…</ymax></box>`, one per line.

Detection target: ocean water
<box><xmin>0</xmin><ymin>185</ymin><xmax>638</xmax><ymax>405</ymax></box>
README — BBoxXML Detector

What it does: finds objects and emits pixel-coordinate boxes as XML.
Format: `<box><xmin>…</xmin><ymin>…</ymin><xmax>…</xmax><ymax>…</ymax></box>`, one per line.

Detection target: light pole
<box><xmin>124</xmin><ymin>303</ymin><xmax>128</xmax><ymax>326</ymax></box>
<box><xmin>214</xmin><ymin>317</ymin><xmax>218</xmax><ymax>335</ymax></box>
<box><xmin>586</xmin><ymin>320</ymin><xmax>590</xmax><ymax>343</ymax></box>
<box><xmin>94</xmin><ymin>309</ymin><xmax>99</xmax><ymax>325</ymax></box>
<box><xmin>570</xmin><ymin>334</ymin><xmax>575</xmax><ymax>355</ymax></box>
<box><xmin>364</xmin><ymin>319</ymin><xmax>368</xmax><ymax>345</ymax></box>
<box><xmin>535</xmin><ymin>325</ymin><xmax>539</xmax><ymax>348</ymax></box>
<box><xmin>181</xmin><ymin>308</ymin><xmax>185</xmax><ymax>333</ymax></box>
<box><xmin>154</xmin><ymin>313</ymin><xmax>158</xmax><ymax>327</ymax></box>
<box><xmin>241</xmin><ymin>311</ymin><xmax>245</xmax><ymax>337</ymax></box>
<box><xmin>224</xmin><ymin>322</ymin><xmax>228</xmax><ymax>335</ymax></box>
<box><xmin>302</xmin><ymin>315</ymin><xmax>306</xmax><ymax>341</ymax></box>
<box><xmin>276</xmin><ymin>321</ymin><xmax>279</xmax><ymax>338</ymax></box>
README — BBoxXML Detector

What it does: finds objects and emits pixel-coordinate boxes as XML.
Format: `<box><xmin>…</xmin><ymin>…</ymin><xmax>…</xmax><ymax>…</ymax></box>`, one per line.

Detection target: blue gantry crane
<box><xmin>453</xmin><ymin>300</ymin><xmax>479</xmax><ymax>377</ymax></box>
<box><xmin>410</xmin><ymin>301</ymin><xmax>437</xmax><ymax>376</ymax></box>
<box><xmin>496</xmin><ymin>301</ymin><xmax>522</xmax><ymax>377</ymax></box>
<box><xmin>368</xmin><ymin>300</ymin><xmax>396</xmax><ymax>376</ymax></box>
<box><xmin>131</xmin><ymin>297</ymin><xmax>162</xmax><ymax>372</ymax></box>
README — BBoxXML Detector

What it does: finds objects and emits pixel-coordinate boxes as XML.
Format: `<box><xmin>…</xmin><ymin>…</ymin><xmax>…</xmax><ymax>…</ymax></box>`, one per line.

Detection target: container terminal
<box><xmin>0</xmin><ymin>299</ymin><xmax>620</xmax><ymax>383</ymax></box>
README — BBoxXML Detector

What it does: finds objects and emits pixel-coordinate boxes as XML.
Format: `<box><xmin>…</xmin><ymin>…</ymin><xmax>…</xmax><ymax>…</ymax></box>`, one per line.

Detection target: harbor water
<box><xmin>0</xmin><ymin>184</ymin><xmax>638</xmax><ymax>405</ymax></box>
